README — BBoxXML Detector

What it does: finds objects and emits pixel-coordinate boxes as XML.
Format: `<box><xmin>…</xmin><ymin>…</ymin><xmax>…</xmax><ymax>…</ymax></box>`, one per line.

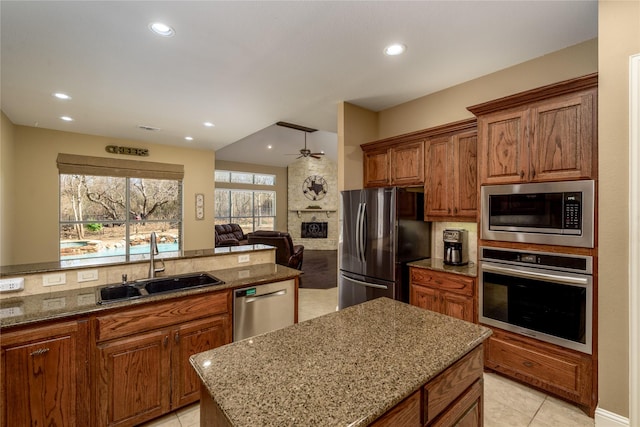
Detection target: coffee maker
<box><xmin>443</xmin><ymin>229</ymin><xmax>468</xmax><ymax>266</ymax></box>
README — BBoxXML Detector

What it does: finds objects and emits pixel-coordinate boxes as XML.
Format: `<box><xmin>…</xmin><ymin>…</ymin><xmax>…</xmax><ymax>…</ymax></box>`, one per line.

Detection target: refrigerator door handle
<box><xmin>355</xmin><ymin>202</ymin><xmax>363</xmax><ymax>262</ymax></box>
<box><xmin>340</xmin><ymin>274</ymin><xmax>389</xmax><ymax>290</ymax></box>
<box><xmin>359</xmin><ymin>202</ymin><xmax>367</xmax><ymax>263</ymax></box>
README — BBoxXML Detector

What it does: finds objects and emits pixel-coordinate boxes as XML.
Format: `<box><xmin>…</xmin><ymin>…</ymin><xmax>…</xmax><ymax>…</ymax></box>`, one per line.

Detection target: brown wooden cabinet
<box><xmin>484</xmin><ymin>327</ymin><xmax>594</xmax><ymax>415</ymax></box>
<box><xmin>425</xmin><ymin>130</ymin><xmax>477</xmax><ymax>221</ymax></box>
<box><xmin>469</xmin><ymin>74</ymin><xmax>597</xmax><ymax>185</ymax></box>
<box><xmin>410</xmin><ymin>268</ymin><xmax>475</xmax><ymax>323</ymax></box>
<box><xmin>94</xmin><ymin>291</ymin><xmax>231</xmax><ymax>426</ymax></box>
<box><xmin>390</xmin><ymin>141</ymin><xmax>424</xmax><ymax>186</ymax></box>
<box><xmin>362</xmin><ymin>139</ymin><xmax>424</xmax><ymax>188</ymax></box>
<box><xmin>1</xmin><ymin>320</ymin><xmax>89</xmax><ymax>427</ymax></box>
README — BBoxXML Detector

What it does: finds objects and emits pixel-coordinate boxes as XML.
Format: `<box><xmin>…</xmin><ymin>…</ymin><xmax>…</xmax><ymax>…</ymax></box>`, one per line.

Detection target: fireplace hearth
<box><xmin>301</xmin><ymin>222</ymin><xmax>328</xmax><ymax>238</ymax></box>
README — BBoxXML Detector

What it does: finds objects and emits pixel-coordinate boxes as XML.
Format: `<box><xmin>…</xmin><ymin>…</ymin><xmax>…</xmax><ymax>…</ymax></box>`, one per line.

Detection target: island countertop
<box><xmin>190</xmin><ymin>297</ymin><xmax>492</xmax><ymax>427</ymax></box>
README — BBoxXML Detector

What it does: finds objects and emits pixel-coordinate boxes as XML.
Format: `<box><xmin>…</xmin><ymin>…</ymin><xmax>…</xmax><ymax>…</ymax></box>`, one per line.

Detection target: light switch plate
<box><xmin>238</xmin><ymin>254</ymin><xmax>250</xmax><ymax>263</ymax></box>
<box><xmin>77</xmin><ymin>294</ymin><xmax>96</xmax><ymax>305</ymax></box>
<box><xmin>42</xmin><ymin>272</ymin><xmax>66</xmax><ymax>286</ymax></box>
<box><xmin>0</xmin><ymin>305</ymin><xmax>24</xmax><ymax>318</ymax></box>
<box><xmin>42</xmin><ymin>297</ymin><xmax>66</xmax><ymax>310</ymax></box>
<box><xmin>77</xmin><ymin>269</ymin><xmax>99</xmax><ymax>283</ymax></box>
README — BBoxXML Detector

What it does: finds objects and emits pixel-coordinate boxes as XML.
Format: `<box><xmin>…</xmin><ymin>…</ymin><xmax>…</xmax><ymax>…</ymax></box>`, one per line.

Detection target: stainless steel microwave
<box><xmin>481</xmin><ymin>180</ymin><xmax>595</xmax><ymax>248</ymax></box>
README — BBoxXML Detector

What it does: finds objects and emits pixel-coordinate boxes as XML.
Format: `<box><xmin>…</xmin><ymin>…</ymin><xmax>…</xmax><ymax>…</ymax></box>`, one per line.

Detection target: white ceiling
<box><xmin>1</xmin><ymin>1</ymin><xmax>597</xmax><ymax>168</ymax></box>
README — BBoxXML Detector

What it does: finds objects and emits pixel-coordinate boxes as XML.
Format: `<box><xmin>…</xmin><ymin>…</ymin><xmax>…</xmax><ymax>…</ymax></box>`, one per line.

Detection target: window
<box><xmin>214</xmin><ymin>189</ymin><xmax>275</xmax><ymax>233</ymax></box>
<box><xmin>215</xmin><ymin>170</ymin><xmax>276</xmax><ymax>186</ymax></box>
<box><xmin>57</xmin><ymin>154</ymin><xmax>183</xmax><ymax>263</ymax></box>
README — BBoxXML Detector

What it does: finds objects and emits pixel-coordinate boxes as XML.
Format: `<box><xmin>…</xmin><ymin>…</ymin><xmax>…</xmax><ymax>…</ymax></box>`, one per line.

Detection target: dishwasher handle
<box><xmin>244</xmin><ymin>289</ymin><xmax>287</xmax><ymax>303</ymax></box>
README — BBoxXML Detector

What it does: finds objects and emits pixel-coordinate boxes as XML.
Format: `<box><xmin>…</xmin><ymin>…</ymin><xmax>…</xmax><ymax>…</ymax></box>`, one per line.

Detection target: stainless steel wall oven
<box><xmin>479</xmin><ymin>246</ymin><xmax>592</xmax><ymax>354</ymax></box>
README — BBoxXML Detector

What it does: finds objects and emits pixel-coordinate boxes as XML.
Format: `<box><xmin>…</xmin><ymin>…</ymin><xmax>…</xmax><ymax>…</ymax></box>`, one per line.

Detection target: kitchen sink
<box><xmin>96</xmin><ymin>272</ymin><xmax>225</xmax><ymax>304</ymax></box>
<box><xmin>143</xmin><ymin>273</ymin><xmax>224</xmax><ymax>294</ymax></box>
<box><xmin>98</xmin><ymin>285</ymin><xmax>143</xmax><ymax>303</ymax></box>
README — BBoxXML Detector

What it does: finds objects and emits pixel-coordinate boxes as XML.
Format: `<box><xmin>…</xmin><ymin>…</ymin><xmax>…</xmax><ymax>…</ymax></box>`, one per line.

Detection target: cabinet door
<box><xmin>425</xmin><ymin>136</ymin><xmax>453</xmax><ymax>217</ymax></box>
<box><xmin>97</xmin><ymin>329</ymin><xmax>171</xmax><ymax>426</ymax></box>
<box><xmin>363</xmin><ymin>148</ymin><xmax>390</xmax><ymax>187</ymax></box>
<box><xmin>529</xmin><ymin>91</ymin><xmax>595</xmax><ymax>181</ymax></box>
<box><xmin>390</xmin><ymin>141</ymin><xmax>424</xmax><ymax>186</ymax></box>
<box><xmin>171</xmin><ymin>315</ymin><xmax>231</xmax><ymax>409</ymax></box>
<box><xmin>479</xmin><ymin>109</ymin><xmax>529</xmax><ymax>184</ymax></box>
<box><xmin>430</xmin><ymin>379</ymin><xmax>482</xmax><ymax>427</ymax></box>
<box><xmin>410</xmin><ymin>284</ymin><xmax>440</xmax><ymax>313</ymax></box>
<box><xmin>453</xmin><ymin>131</ymin><xmax>478</xmax><ymax>219</ymax></box>
<box><xmin>440</xmin><ymin>292</ymin><xmax>475</xmax><ymax>323</ymax></box>
<box><xmin>2</xmin><ymin>322</ymin><xmax>81</xmax><ymax>427</ymax></box>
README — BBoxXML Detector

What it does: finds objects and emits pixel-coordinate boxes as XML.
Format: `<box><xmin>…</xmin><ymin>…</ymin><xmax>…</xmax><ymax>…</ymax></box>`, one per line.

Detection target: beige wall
<box><xmin>214</xmin><ymin>160</ymin><xmax>288</xmax><ymax>232</ymax></box>
<box><xmin>598</xmin><ymin>0</ymin><xmax>639</xmax><ymax>418</ymax></box>
<box><xmin>3</xmin><ymin>124</ymin><xmax>216</xmax><ymax>265</ymax></box>
<box><xmin>1</xmin><ymin>112</ymin><xmax>16</xmax><ymax>265</ymax></box>
<box><xmin>337</xmin><ymin>102</ymin><xmax>378</xmax><ymax>191</ymax></box>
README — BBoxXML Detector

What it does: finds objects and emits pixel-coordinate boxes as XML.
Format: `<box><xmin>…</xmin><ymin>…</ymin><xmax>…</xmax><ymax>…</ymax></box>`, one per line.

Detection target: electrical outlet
<box><xmin>77</xmin><ymin>269</ymin><xmax>99</xmax><ymax>283</ymax></box>
<box><xmin>238</xmin><ymin>254</ymin><xmax>250</xmax><ymax>263</ymax></box>
<box><xmin>238</xmin><ymin>270</ymin><xmax>250</xmax><ymax>279</ymax></box>
<box><xmin>0</xmin><ymin>277</ymin><xmax>24</xmax><ymax>293</ymax></box>
<box><xmin>42</xmin><ymin>272</ymin><xmax>66</xmax><ymax>286</ymax></box>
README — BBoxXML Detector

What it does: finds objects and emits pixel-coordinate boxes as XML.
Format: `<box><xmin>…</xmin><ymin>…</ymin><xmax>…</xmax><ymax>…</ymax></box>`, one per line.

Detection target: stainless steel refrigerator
<box><xmin>339</xmin><ymin>187</ymin><xmax>431</xmax><ymax>309</ymax></box>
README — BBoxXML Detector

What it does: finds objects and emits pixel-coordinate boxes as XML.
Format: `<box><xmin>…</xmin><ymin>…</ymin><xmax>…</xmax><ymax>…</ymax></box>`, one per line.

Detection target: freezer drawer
<box><xmin>338</xmin><ymin>272</ymin><xmax>396</xmax><ymax>310</ymax></box>
<box><xmin>233</xmin><ymin>279</ymin><xmax>295</xmax><ymax>341</ymax></box>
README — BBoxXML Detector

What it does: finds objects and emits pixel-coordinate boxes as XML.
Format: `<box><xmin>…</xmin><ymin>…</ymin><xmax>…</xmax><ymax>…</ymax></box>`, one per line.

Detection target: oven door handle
<box><xmin>481</xmin><ymin>263</ymin><xmax>589</xmax><ymax>286</ymax></box>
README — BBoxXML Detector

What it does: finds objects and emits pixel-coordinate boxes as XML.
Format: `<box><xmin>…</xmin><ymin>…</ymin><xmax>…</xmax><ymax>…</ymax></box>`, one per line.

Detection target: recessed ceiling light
<box><xmin>53</xmin><ymin>92</ymin><xmax>71</xmax><ymax>100</ymax></box>
<box><xmin>185</xmin><ymin>136</ymin><xmax>193</xmax><ymax>141</ymax></box>
<box><xmin>267</xmin><ymin>145</ymin><xmax>272</xmax><ymax>149</ymax></box>
<box><xmin>384</xmin><ymin>43</ymin><xmax>406</xmax><ymax>56</ymax></box>
<box><xmin>203</xmin><ymin>122</ymin><xmax>215</xmax><ymax>127</ymax></box>
<box><xmin>149</xmin><ymin>22</ymin><xmax>175</xmax><ymax>37</ymax></box>
<box><xmin>60</xmin><ymin>116</ymin><xmax>73</xmax><ymax>122</ymax></box>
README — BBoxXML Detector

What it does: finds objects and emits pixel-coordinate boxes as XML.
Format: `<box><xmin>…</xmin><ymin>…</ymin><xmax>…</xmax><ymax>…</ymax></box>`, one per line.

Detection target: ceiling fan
<box><xmin>277</xmin><ymin>121</ymin><xmax>325</xmax><ymax>159</ymax></box>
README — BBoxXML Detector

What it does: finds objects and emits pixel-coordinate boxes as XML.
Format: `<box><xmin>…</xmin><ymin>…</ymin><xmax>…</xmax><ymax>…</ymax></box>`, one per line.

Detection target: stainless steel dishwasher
<box><xmin>233</xmin><ymin>280</ymin><xmax>295</xmax><ymax>341</ymax></box>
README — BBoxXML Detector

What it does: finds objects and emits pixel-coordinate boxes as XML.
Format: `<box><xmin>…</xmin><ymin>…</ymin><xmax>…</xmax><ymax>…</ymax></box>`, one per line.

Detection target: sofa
<box><xmin>214</xmin><ymin>224</ymin><xmax>248</xmax><ymax>247</ymax></box>
<box><xmin>247</xmin><ymin>230</ymin><xmax>304</xmax><ymax>270</ymax></box>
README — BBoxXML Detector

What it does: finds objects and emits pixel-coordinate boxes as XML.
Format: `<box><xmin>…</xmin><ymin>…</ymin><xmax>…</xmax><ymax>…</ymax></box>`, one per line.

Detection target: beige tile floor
<box><xmin>141</xmin><ymin>286</ymin><xmax>594</xmax><ymax>427</ymax></box>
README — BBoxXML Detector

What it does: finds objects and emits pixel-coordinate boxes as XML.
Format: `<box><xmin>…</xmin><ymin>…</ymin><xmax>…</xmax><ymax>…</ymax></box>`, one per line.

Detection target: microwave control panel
<box><xmin>563</xmin><ymin>192</ymin><xmax>582</xmax><ymax>229</ymax></box>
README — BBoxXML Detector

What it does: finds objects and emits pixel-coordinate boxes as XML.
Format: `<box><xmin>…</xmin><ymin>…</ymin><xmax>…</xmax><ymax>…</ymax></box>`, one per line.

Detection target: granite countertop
<box><xmin>0</xmin><ymin>263</ymin><xmax>301</xmax><ymax>329</ymax></box>
<box><xmin>190</xmin><ymin>297</ymin><xmax>491</xmax><ymax>427</ymax></box>
<box><xmin>407</xmin><ymin>258</ymin><xmax>477</xmax><ymax>277</ymax></box>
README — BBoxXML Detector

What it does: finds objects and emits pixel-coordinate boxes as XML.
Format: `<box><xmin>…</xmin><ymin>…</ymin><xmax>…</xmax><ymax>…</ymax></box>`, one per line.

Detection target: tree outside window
<box><xmin>59</xmin><ymin>174</ymin><xmax>182</xmax><ymax>262</ymax></box>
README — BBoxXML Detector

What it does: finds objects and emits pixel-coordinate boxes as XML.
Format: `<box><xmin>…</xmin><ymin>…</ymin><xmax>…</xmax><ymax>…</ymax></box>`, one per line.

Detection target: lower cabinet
<box><xmin>1</xmin><ymin>319</ymin><xmax>89</xmax><ymax>426</ymax></box>
<box><xmin>484</xmin><ymin>327</ymin><xmax>594</xmax><ymax>415</ymax></box>
<box><xmin>410</xmin><ymin>268</ymin><xmax>475</xmax><ymax>323</ymax></box>
<box><xmin>369</xmin><ymin>345</ymin><xmax>484</xmax><ymax>427</ymax></box>
<box><xmin>94</xmin><ymin>291</ymin><xmax>232</xmax><ymax>427</ymax></box>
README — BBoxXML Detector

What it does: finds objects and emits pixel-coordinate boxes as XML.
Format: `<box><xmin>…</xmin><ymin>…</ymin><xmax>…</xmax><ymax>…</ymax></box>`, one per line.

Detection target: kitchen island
<box><xmin>191</xmin><ymin>297</ymin><xmax>492</xmax><ymax>426</ymax></box>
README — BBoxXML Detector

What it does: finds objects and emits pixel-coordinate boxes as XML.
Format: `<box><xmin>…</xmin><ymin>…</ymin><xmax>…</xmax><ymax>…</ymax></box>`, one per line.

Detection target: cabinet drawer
<box><xmin>485</xmin><ymin>332</ymin><xmax>591</xmax><ymax>404</ymax></box>
<box><xmin>423</xmin><ymin>346</ymin><xmax>483</xmax><ymax>424</ymax></box>
<box><xmin>410</xmin><ymin>269</ymin><xmax>473</xmax><ymax>296</ymax></box>
<box><xmin>96</xmin><ymin>291</ymin><xmax>229</xmax><ymax>342</ymax></box>
<box><xmin>371</xmin><ymin>389</ymin><xmax>421</xmax><ymax>427</ymax></box>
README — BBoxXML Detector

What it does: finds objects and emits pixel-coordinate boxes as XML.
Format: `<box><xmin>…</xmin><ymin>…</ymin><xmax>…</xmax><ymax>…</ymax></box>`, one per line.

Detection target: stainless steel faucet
<box><xmin>149</xmin><ymin>232</ymin><xmax>165</xmax><ymax>278</ymax></box>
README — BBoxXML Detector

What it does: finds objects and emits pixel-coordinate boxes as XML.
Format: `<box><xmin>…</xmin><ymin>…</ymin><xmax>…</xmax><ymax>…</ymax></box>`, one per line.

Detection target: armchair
<box><xmin>247</xmin><ymin>230</ymin><xmax>304</xmax><ymax>270</ymax></box>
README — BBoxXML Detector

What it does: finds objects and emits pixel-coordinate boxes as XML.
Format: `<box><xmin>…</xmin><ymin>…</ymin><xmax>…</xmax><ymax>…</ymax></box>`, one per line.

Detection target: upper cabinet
<box><xmin>424</xmin><ymin>121</ymin><xmax>477</xmax><ymax>221</ymax></box>
<box><xmin>362</xmin><ymin>138</ymin><xmax>424</xmax><ymax>188</ymax></box>
<box><xmin>468</xmin><ymin>73</ymin><xmax>597</xmax><ymax>185</ymax></box>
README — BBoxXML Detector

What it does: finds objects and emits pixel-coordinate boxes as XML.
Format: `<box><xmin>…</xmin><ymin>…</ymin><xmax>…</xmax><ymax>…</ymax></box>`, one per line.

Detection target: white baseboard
<box><xmin>595</xmin><ymin>407</ymin><xmax>630</xmax><ymax>427</ymax></box>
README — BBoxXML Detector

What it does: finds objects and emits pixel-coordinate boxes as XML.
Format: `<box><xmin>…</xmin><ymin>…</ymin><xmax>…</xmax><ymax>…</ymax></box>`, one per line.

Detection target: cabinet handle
<box><xmin>174</xmin><ymin>332</ymin><xmax>180</xmax><ymax>344</ymax></box>
<box><xmin>520</xmin><ymin>170</ymin><xmax>525</xmax><ymax>179</ymax></box>
<box><xmin>453</xmin><ymin>207</ymin><xmax>458</xmax><ymax>214</ymax></box>
<box><xmin>531</xmin><ymin>167</ymin><xmax>536</xmax><ymax>178</ymax></box>
<box><xmin>30</xmin><ymin>348</ymin><xmax>50</xmax><ymax>357</ymax></box>
<box><xmin>523</xmin><ymin>361</ymin><xmax>534</xmax><ymax>368</ymax></box>
<box><xmin>447</xmin><ymin>208</ymin><xmax>451</xmax><ymax>214</ymax></box>
<box><xmin>164</xmin><ymin>336</ymin><xmax>169</xmax><ymax>348</ymax></box>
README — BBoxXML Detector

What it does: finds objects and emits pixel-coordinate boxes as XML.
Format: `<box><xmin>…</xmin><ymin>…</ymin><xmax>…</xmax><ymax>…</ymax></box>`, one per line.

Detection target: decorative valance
<box><xmin>56</xmin><ymin>153</ymin><xmax>184</xmax><ymax>180</ymax></box>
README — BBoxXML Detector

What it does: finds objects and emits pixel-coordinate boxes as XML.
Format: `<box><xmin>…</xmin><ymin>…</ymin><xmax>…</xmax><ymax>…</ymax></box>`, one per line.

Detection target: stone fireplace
<box><xmin>287</xmin><ymin>157</ymin><xmax>338</xmax><ymax>250</ymax></box>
